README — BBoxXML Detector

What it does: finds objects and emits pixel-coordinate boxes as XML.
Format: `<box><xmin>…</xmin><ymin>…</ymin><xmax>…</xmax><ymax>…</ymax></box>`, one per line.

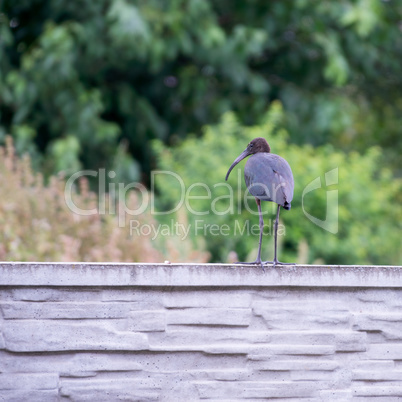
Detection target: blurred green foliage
<box><xmin>1</xmin><ymin>0</ymin><xmax>402</xmax><ymax>179</ymax></box>
<box><xmin>153</xmin><ymin>102</ymin><xmax>402</xmax><ymax>265</ymax></box>
<box><xmin>0</xmin><ymin>1</ymin><xmax>401</xmax><ymax>264</ymax></box>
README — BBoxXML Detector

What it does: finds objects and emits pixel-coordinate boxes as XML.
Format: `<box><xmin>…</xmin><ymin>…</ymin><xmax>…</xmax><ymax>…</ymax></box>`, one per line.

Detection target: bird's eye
<box><xmin>249</xmin><ymin>143</ymin><xmax>253</xmax><ymax>148</ymax></box>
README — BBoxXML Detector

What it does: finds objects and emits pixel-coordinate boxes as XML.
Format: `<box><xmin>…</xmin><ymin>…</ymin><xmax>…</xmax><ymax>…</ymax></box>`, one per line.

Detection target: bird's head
<box><xmin>225</xmin><ymin>137</ymin><xmax>271</xmax><ymax>181</ymax></box>
<box><xmin>246</xmin><ymin>137</ymin><xmax>271</xmax><ymax>155</ymax></box>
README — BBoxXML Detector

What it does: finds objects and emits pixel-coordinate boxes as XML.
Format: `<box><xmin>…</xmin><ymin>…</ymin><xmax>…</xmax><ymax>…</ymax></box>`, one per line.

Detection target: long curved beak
<box><xmin>225</xmin><ymin>148</ymin><xmax>250</xmax><ymax>181</ymax></box>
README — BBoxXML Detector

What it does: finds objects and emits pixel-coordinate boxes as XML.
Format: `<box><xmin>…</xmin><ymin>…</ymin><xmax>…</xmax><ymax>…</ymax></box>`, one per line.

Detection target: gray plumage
<box><xmin>244</xmin><ymin>153</ymin><xmax>294</xmax><ymax>209</ymax></box>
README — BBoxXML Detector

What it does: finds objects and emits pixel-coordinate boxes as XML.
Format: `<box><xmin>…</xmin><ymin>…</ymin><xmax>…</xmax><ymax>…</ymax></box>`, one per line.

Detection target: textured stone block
<box><xmin>334</xmin><ymin>331</ymin><xmax>367</xmax><ymax>352</ymax></box>
<box><xmin>290</xmin><ymin>370</ymin><xmax>336</xmax><ymax>381</ymax></box>
<box><xmin>243</xmin><ymin>384</ymin><xmax>316</xmax><ymax>399</ymax></box>
<box><xmin>9</xmin><ymin>288</ymin><xmax>102</xmax><ymax>302</ymax></box>
<box><xmin>69</xmin><ymin>354</ymin><xmax>144</xmax><ymax>374</ymax></box>
<box><xmin>163</xmin><ymin>290</ymin><xmax>251</xmax><ymax>308</ymax></box>
<box><xmin>319</xmin><ymin>390</ymin><xmax>352</xmax><ymax>400</ymax></box>
<box><xmin>353</xmin><ymin>386</ymin><xmax>402</xmax><ymax>396</ymax></box>
<box><xmin>195</xmin><ymin>381</ymin><xmax>316</xmax><ymax>399</ymax></box>
<box><xmin>248</xmin><ymin>344</ymin><xmax>335</xmax><ymax>356</ymax></box>
<box><xmin>149</xmin><ymin>343</ymin><xmax>249</xmax><ymax>355</ymax></box>
<box><xmin>353</xmin><ymin>313</ymin><xmax>402</xmax><ymax>340</ymax></box>
<box><xmin>352</xmin><ymin>370</ymin><xmax>402</xmax><ymax>381</ymax></box>
<box><xmin>253</xmin><ymin>307</ymin><xmax>350</xmax><ymax>330</ymax></box>
<box><xmin>100</xmin><ymin>289</ymin><xmax>163</xmax><ymax>306</ymax></box>
<box><xmin>248</xmin><ymin>359</ymin><xmax>340</xmax><ymax>372</ymax></box>
<box><xmin>352</xmin><ymin>360</ymin><xmax>395</xmax><ymax>370</ymax></box>
<box><xmin>366</xmin><ymin>344</ymin><xmax>402</xmax><ymax>360</ymax></box>
<box><xmin>206</xmin><ymin>369</ymin><xmax>250</xmax><ymax>381</ymax></box>
<box><xmin>353</xmin><ymin>313</ymin><xmax>402</xmax><ymax>326</ymax></box>
<box><xmin>61</xmin><ymin>371</ymin><xmax>98</xmax><ymax>378</ymax></box>
<box><xmin>357</xmin><ymin>289</ymin><xmax>402</xmax><ymax>304</ymax></box>
<box><xmin>0</xmin><ymin>331</ymin><xmax>5</xmax><ymax>349</ymax></box>
<box><xmin>0</xmin><ymin>373</ymin><xmax>59</xmax><ymax>390</ymax></box>
<box><xmin>0</xmin><ymin>351</ymin><xmax>143</xmax><ymax>373</ymax></box>
<box><xmin>243</xmin><ymin>330</ymin><xmax>365</xmax><ymax>351</ymax></box>
<box><xmin>148</xmin><ymin>329</ymin><xmax>272</xmax><ymax>348</ymax></box>
<box><xmin>168</xmin><ymin>308</ymin><xmax>251</xmax><ymax>326</ymax></box>
<box><xmin>0</xmin><ymin>301</ymin><xmax>135</xmax><ymax>319</ymax></box>
<box><xmin>0</xmin><ymin>350</ymin><xmax>246</xmax><ymax>375</ymax></box>
<box><xmin>252</xmin><ymin>299</ymin><xmax>349</xmax><ymax>311</ymax></box>
<box><xmin>127</xmin><ymin>310</ymin><xmax>166</xmax><ymax>332</ymax></box>
<box><xmin>265</xmin><ymin>331</ymin><xmax>334</xmax><ymax>345</ymax></box>
<box><xmin>2</xmin><ymin>321</ymin><xmax>148</xmax><ymax>352</ymax></box>
<box><xmin>202</xmin><ymin>345</ymin><xmax>249</xmax><ymax>355</ymax></box>
<box><xmin>0</xmin><ymin>390</ymin><xmax>59</xmax><ymax>402</ymax></box>
<box><xmin>60</xmin><ymin>378</ymin><xmax>161</xmax><ymax>401</ymax></box>
<box><xmin>353</xmin><ymin>398</ymin><xmax>402</xmax><ymax>402</ymax></box>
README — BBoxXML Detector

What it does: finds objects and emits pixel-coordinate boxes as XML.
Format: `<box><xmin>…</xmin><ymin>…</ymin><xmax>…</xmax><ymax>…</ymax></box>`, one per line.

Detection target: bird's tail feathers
<box><xmin>283</xmin><ymin>201</ymin><xmax>291</xmax><ymax>210</ymax></box>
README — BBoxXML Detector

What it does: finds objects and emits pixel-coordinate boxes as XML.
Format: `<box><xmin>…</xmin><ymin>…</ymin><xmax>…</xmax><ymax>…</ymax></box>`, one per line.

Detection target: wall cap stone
<box><xmin>0</xmin><ymin>263</ymin><xmax>401</xmax><ymax>287</ymax></box>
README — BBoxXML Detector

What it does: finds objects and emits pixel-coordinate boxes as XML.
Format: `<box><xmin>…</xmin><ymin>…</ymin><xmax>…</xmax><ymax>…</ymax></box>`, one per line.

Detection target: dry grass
<box><xmin>0</xmin><ymin>137</ymin><xmax>209</xmax><ymax>263</ymax></box>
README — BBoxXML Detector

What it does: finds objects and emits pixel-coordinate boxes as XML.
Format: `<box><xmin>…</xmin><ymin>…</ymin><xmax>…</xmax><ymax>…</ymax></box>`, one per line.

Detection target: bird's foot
<box><xmin>234</xmin><ymin>259</ymin><xmax>295</xmax><ymax>270</ymax></box>
<box><xmin>235</xmin><ymin>260</ymin><xmax>262</xmax><ymax>266</ymax></box>
<box><xmin>235</xmin><ymin>260</ymin><xmax>265</xmax><ymax>270</ymax></box>
<box><xmin>263</xmin><ymin>259</ymin><xmax>296</xmax><ymax>268</ymax></box>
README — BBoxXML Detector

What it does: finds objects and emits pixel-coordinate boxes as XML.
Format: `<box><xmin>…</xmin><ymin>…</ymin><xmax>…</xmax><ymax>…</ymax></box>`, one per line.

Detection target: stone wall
<box><xmin>0</xmin><ymin>263</ymin><xmax>402</xmax><ymax>401</ymax></box>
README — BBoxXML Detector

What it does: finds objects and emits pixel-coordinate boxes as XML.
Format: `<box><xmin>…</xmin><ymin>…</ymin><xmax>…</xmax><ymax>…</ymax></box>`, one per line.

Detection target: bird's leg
<box><xmin>264</xmin><ymin>204</ymin><xmax>295</xmax><ymax>267</ymax></box>
<box><xmin>235</xmin><ymin>198</ymin><xmax>264</xmax><ymax>267</ymax></box>
<box><xmin>255</xmin><ymin>198</ymin><xmax>264</xmax><ymax>265</ymax></box>
<box><xmin>273</xmin><ymin>204</ymin><xmax>280</xmax><ymax>265</ymax></box>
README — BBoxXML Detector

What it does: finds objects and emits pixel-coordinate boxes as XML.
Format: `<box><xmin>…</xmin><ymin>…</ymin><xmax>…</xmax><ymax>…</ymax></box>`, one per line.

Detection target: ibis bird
<box><xmin>225</xmin><ymin>137</ymin><xmax>294</xmax><ymax>267</ymax></box>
